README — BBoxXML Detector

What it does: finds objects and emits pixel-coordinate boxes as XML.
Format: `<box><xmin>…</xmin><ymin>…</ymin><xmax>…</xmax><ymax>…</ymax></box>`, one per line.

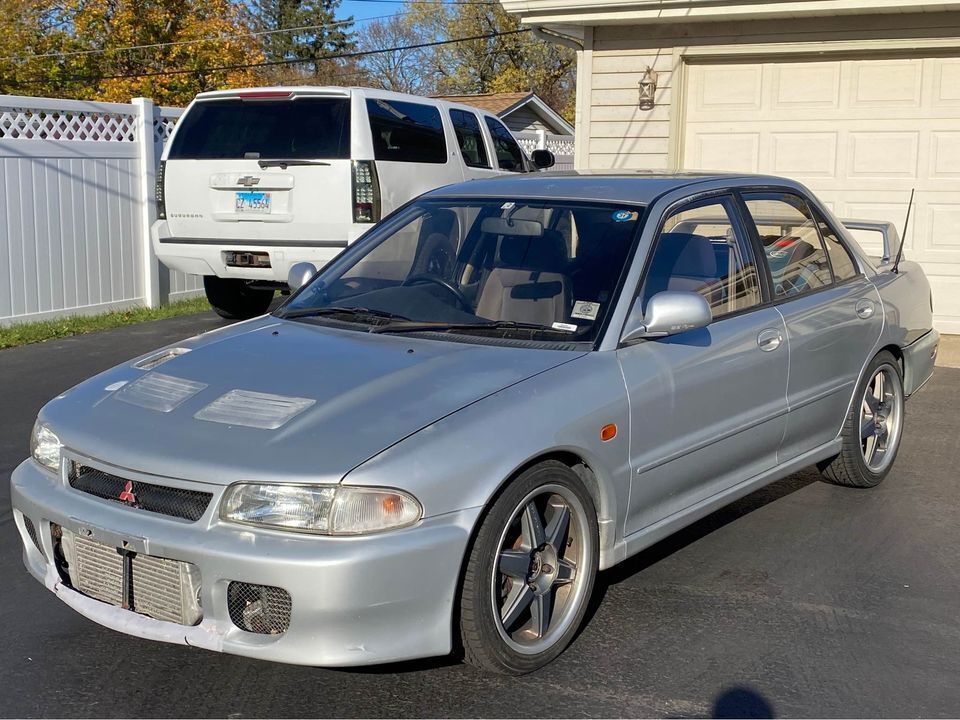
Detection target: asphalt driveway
<box><xmin>1</xmin><ymin>313</ymin><xmax>959</xmax><ymax>718</ymax></box>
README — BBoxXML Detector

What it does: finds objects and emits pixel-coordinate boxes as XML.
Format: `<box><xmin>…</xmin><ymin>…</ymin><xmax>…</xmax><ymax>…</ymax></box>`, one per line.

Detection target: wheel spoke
<box><xmin>521</xmin><ymin>501</ymin><xmax>546</xmax><ymax>547</ymax></box>
<box><xmin>863</xmin><ymin>433</ymin><xmax>877</xmax><ymax>464</ymax></box>
<box><xmin>874</xmin><ymin>371</ymin><xmax>885</xmax><ymax>402</ymax></box>
<box><xmin>555</xmin><ymin>558</ymin><xmax>577</xmax><ymax>586</ymax></box>
<box><xmin>500</xmin><ymin>583</ymin><xmax>534</xmax><ymax>631</ymax></box>
<box><xmin>544</xmin><ymin>503</ymin><xmax>570</xmax><ymax>550</ymax></box>
<box><xmin>499</xmin><ymin>549</ymin><xmax>531</xmax><ymax>580</ymax></box>
<box><xmin>865</xmin><ymin>394</ymin><xmax>880</xmax><ymax>413</ymax></box>
<box><xmin>531</xmin><ymin>591</ymin><xmax>553</xmax><ymax>638</ymax></box>
<box><xmin>860</xmin><ymin>415</ymin><xmax>876</xmax><ymax>440</ymax></box>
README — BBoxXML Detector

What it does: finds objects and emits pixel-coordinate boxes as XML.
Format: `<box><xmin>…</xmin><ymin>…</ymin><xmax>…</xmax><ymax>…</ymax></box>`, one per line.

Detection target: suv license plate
<box><xmin>235</xmin><ymin>191</ymin><xmax>271</xmax><ymax>213</ymax></box>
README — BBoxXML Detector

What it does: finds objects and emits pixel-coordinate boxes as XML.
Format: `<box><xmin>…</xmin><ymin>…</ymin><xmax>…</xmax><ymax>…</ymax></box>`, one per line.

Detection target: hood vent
<box><xmin>195</xmin><ymin>389</ymin><xmax>315</xmax><ymax>430</ymax></box>
<box><xmin>133</xmin><ymin>347</ymin><xmax>191</xmax><ymax>371</ymax></box>
<box><xmin>115</xmin><ymin>372</ymin><xmax>208</xmax><ymax>413</ymax></box>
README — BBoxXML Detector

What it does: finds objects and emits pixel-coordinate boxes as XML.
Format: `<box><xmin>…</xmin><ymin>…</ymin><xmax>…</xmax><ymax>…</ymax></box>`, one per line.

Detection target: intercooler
<box><xmin>60</xmin><ymin>529</ymin><xmax>203</xmax><ymax>625</ymax></box>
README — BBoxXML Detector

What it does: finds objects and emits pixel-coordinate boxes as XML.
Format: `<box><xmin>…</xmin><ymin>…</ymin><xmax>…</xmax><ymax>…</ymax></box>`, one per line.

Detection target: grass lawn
<box><xmin>0</xmin><ymin>296</ymin><xmax>212</xmax><ymax>350</ymax></box>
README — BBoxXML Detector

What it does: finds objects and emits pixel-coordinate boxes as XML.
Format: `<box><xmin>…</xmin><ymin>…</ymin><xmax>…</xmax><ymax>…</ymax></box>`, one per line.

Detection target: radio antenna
<box><xmin>892</xmin><ymin>188</ymin><xmax>914</xmax><ymax>274</ymax></box>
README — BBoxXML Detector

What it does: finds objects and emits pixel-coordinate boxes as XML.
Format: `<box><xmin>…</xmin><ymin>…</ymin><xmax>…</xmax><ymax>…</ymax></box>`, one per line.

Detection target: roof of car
<box><xmin>426</xmin><ymin>171</ymin><xmax>805</xmax><ymax>205</ymax></box>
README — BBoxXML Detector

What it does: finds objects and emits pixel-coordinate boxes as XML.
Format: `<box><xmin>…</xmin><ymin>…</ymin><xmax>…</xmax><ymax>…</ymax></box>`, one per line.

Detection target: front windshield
<box><xmin>280</xmin><ymin>197</ymin><xmax>644</xmax><ymax>343</ymax></box>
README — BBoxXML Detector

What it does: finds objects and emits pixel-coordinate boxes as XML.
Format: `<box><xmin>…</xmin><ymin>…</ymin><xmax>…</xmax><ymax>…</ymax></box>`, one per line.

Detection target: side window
<box><xmin>741</xmin><ymin>192</ymin><xmax>834</xmax><ymax>299</ymax></box>
<box><xmin>813</xmin><ymin>208</ymin><xmax>859</xmax><ymax>282</ymax></box>
<box><xmin>483</xmin><ymin>116</ymin><xmax>525</xmax><ymax>172</ymax></box>
<box><xmin>641</xmin><ymin>197</ymin><xmax>762</xmax><ymax>320</ymax></box>
<box><xmin>449</xmin><ymin>109</ymin><xmax>490</xmax><ymax>169</ymax></box>
<box><xmin>366</xmin><ymin>99</ymin><xmax>447</xmax><ymax>164</ymax></box>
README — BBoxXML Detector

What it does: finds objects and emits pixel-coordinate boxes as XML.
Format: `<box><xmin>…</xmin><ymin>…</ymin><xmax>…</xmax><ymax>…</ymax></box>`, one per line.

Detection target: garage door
<box><xmin>682</xmin><ymin>57</ymin><xmax>960</xmax><ymax>333</ymax></box>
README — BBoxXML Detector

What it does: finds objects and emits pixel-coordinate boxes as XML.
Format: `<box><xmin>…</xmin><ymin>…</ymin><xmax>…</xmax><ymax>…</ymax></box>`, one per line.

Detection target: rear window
<box><xmin>167</xmin><ymin>97</ymin><xmax>351</xmax><ymax>160</ymax></box>
<box><xmin>366</xmin><ymin>99</ymin><xmax>447</xmax><ymax>164</ymax></box>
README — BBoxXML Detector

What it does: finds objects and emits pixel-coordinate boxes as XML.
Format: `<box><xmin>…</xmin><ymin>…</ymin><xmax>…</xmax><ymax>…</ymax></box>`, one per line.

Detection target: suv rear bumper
<box><xmin>152</xmin><ymin>221</ymin><xmax>368</xmax><ymax>283</ymax></box>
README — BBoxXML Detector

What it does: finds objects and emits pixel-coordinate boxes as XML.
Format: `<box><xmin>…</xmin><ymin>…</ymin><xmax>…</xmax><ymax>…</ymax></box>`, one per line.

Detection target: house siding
<box><xmin>585</xmin><ymin>11</ymin><xmax>960</xmax><ymax>170</ymax></box>
<box><xmin>502</xmin><ymin>107</ymin><xmax>553</xmax><ymax>133</ymax></box>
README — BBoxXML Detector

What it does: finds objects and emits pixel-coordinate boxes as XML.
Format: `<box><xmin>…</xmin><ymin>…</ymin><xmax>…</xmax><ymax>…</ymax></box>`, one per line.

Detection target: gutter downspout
<box><xmin>532</xmin><ymin>26</ymin><xmax>583</xmax><ymax>50</ymax></box>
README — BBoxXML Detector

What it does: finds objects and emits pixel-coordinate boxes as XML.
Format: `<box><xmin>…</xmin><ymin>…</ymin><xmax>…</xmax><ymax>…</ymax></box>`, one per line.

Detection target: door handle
<box><xmin>757</xmin><ymin>328</ymin><xmax>783</xmax><ymax>352</ymax></box>
<box><xmin>856</xmin><ymin>298</ymin><xmax>875</xmax><ymax>319</ymax></box>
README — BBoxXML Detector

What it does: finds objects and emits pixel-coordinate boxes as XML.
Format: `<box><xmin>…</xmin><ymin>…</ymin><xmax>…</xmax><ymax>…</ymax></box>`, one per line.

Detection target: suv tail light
<box><xmin>155</xmin><ymin>160</ymin><xmax>167</xmax><ymax>220</ymax></box>
<box><xmin>352</xmin><ymin>160</ymin><xmax>381</xmax><ymax>224</ymax></box>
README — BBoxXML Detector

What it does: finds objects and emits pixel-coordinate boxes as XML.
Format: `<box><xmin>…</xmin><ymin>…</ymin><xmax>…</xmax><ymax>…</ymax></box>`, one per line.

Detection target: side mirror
<box><xmin>287</xmin><ymin>262</ymin><xmax>318</xmax><ymax>292</ymax></box>
<box><xmin>530</xmin><ymin>149</ymin><xmax>555</xmax><ymax>169</ymax></box>
<box><xmin>621</xmin><ymin>291</ymin><xmax>712</xmax><ymax>345</ymax></box>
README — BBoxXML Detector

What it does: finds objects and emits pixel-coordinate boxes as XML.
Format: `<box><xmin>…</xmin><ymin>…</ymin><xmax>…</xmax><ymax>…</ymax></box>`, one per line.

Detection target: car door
<box><xmin>738</xmin><ymin>190</ymin><xmax>883</xmax><ymax>461</ymax></box>
<box><xmin>618</xmin><ymin>194</ymin><xmax>789</xmax><ymax>537</ymax></box>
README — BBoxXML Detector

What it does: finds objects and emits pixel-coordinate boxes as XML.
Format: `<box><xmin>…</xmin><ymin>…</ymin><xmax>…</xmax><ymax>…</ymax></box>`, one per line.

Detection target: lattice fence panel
<box><xmin>153</xmin><ymin>115</ymin><xmax>179</xmax><ymax>146</ymax></box>
<box><xmin>0</xmin><ymin>107</ymin><xmax>137</xmax><ymax>141</ymax></box>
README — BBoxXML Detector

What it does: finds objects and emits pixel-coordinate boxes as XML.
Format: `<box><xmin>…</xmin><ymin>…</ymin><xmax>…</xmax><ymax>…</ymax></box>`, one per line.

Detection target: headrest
<box><xmin>658</xmin><ymin>232</ymin><xmax>717</xmax><ymax>279</ymax></box>
<box><xmin>499</xmin><ymin>229</ymin><xmax>568</xmax><ymax>272</ymax></box>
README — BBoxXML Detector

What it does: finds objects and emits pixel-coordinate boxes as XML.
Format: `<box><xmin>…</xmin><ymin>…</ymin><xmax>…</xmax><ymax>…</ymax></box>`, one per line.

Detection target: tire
<box><xmin>459</xmin><ymin>460</ymin><xmax>599</xmax><ymax>675</ymax></box>
<box><xmin>818</xmin><ymin>350</ymin><xmax>905</xmax><ymax>488</ymax></box>
<box><xmin>203</xmin><ymin>276</ymin><xmax>274</xmax><ymax>320</ymax></box>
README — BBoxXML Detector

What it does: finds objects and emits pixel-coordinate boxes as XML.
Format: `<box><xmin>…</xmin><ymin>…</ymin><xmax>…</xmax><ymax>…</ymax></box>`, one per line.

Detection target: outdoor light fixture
<box><xmin>638</xmin><ymin>67</ymin><xmax>659</xmax><ymax>110</ymax></box>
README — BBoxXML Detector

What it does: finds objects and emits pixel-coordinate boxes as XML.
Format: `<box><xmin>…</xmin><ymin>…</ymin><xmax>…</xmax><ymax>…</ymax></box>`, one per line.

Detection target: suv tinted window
<box><xmin>813</xmin><ymin>208</ymin><xmax>859</xmax><ymax>282</ymax></box>
<box><xmin>168</xmin><ymin>98</ymin><xmax>351</xmax><ymax>160</ymax></box>
<box><xmin>367</xmin><ymin>99</ymin><xmax>447</xmax><ymax>164</ymax></box>
<box><xmin>449</xmin><ymin>109</ymin><xmax>489</xmax><ymax>168</ymax></box>
<box><xmin>484</xmin><ymin>117</ymin><xmax>525</xmax><ymax>172</ymax></box>
<box><xmin>642</xmin><ymin>196</ymin><xmax>761</xmax><ymax>319</ymax></box>
<box><xmin>742</xmin><ymin>192</ymin><xmax>833</xmax><ymax>299</ymax></box>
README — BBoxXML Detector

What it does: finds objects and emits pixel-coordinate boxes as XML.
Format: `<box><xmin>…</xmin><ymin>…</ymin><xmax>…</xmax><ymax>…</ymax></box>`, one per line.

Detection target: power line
<box><xmin>8</xmin><ymin>28</ymin><xmax>530</xmax><ymax>89</ymax></box>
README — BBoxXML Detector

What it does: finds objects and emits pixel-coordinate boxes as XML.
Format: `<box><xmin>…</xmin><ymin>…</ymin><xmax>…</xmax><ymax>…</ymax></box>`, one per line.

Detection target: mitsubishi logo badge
<box><xmin>118</xmin><ymin>480</ymin><xmax>136</xmax><ymax>504</ymax></box>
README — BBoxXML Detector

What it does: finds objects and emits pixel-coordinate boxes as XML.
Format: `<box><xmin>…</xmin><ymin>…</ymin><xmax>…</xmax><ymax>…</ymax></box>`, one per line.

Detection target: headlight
<box><xmin>30</xmin><ymin>422</ymin><xmax>62</xmax><ymax>472</ymax></box>
<box><xmin>220</xmin><ymin>483</ymin><xmax>422</xmax><ymax>535</ymax></box>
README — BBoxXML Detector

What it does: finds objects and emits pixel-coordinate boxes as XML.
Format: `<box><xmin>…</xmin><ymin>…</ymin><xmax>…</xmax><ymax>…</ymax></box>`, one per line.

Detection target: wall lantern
<box><xmin>638</xmin><ymin>67</ymin><xmax>659</xmax><ymax>110</ymax></box>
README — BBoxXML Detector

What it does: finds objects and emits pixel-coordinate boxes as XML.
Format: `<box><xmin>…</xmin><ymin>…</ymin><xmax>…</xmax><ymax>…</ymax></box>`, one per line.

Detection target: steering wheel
<box><xmin>402</xmin><ymin>273</ymin><xmax>473</xmax><ymax>312</ymax></box>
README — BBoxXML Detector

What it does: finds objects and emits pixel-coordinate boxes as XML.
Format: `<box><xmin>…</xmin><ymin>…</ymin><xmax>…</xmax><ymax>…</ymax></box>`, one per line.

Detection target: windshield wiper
<box><xmin>371</xmin><ymin>319</ymin><xmax>566</xmax><ymax>335</ymax></box>
<box><xmin>279</xmin><ymin>306</ymin><xmax>409</xmax><ymax>323</ymax></box>
<box><xmin>257</xmin><ymin>159</ymin><xmax>331</xmax><ymax>169</ymax></box>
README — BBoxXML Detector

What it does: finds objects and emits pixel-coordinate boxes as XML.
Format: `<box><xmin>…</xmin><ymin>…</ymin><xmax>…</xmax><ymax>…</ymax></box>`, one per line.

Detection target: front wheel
<box><xmin>459</xmin><ymin>461</ymin><xmax>598</xmax><ymax>674</ymax></box>
<box><xmin>819</xmin><ymin>350</ymin><xmax>905</xmax><ymax>488</ymax></box>
<box><xmin>203</xmin><ymin>276</ymin><xmax>274</xmax><ymax>320</ymax></box>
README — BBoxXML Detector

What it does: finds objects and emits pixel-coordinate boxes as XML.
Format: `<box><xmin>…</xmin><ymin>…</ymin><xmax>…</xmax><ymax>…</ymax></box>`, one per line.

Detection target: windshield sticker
<box><xmin>612</xmin><ymin>210</ymin><xmax>638</xmax><ymax>223</ymax></box>
<box><xmin>552</xmin><ymin>322</ymin><xmax>578</xmax><ymax>333</ymax></box>
<box><xmin>571</xmin><ymin>301</ymin><xmax>601</xmax><ymax>320</ymax></box>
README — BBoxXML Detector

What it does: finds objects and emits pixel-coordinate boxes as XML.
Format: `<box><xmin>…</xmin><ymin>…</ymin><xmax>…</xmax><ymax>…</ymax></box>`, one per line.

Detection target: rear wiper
<box><xmin>257</xmin><ymin>159</ymin><xmax>331</xmax><ymax>169</ymax></box>
<box><xmin>279</xmin><ymin>306</ymin><xmax>408</xmax><ymax>323</ymax></box>
<box><xmin>372</xmin><ymin>319</ymin><xmax>565</xmax><ymax>335</ymax></box>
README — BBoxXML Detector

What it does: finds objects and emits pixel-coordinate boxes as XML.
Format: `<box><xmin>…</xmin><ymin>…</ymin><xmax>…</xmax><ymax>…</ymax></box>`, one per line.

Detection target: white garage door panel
<box><xmin>683</xmin><ymin>57</ymin><xmax>960</xmax><ymax>333</ymax></box>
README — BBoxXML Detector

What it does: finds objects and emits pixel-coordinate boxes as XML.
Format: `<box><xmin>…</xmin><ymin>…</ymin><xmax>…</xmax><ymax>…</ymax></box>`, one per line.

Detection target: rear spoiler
<box><xmin>840</xmin><ymin>219</ymin><xmax>901</xmax><ymax>266</ymax></box>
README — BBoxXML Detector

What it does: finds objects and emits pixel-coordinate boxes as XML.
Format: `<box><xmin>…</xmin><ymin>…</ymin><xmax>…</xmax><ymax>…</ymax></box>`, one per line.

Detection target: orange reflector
<box><xmin>600</xmin><ymin>423</ymin><xmax>618</xmax><ymax>442</ymax></box>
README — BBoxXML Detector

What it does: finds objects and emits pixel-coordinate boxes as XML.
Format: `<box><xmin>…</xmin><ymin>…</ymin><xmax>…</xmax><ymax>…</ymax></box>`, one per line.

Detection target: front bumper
<box><xmin>11</xmin><ymin>458</ymin><xmax>480</xmax><ymax>667</ymax></box>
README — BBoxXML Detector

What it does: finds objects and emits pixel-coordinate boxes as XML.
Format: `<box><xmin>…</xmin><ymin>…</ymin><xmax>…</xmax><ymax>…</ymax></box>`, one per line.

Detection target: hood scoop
<box><xmin>115</xmin><ymin>372</ymin><xmax>207</xmax><ymax>413</ymax></box>
<box><xmin>194</xmin><ymin>389</ymin><xmax>315</xmax><ymax>430</ymax></box>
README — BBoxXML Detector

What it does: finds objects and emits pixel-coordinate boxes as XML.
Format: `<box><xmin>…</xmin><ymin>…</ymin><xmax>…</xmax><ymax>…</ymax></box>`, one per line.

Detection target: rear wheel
<box><xmin>203</xmin><ymin>276</ymin><xmax>274</xmax><ymax>320</ymax></box>
<box><xmin>459</xmin><ymin>461</ymin><xmax>598</xmax><ymax>674</ymax></box>
<box><xmin>819</xmin><ymin>350</ymin><xmax>905</xmax><ymax>488</ymax></box>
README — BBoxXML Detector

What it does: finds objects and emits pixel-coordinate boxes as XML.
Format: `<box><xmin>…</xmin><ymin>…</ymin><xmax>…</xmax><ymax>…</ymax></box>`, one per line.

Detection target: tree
<box><xmin>2</xmin><ymin>0</ymin><xmax>263</xmax><ymax>104</ymax></box>
<box><xmin>0</xmin><ymin>0</ymin><xmax>73</xmax><ymax>97</ymax></box>
<box><xmin>250</xmin><ymin>0</ymin><xmax>354</xmax><ymax>81</ymax></box>
<box><xmin>356</xmin><ymin>13</ymin><xmax>439</xmax><ymax>95</ymax></box>
<box><xmin>404</xmin><ymin>1</ymin><xmax>576</xmax><ymax>120</ymax></box>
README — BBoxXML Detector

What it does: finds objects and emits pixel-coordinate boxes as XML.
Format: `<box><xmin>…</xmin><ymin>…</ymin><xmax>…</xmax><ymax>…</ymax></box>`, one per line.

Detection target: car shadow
<box><xmin>583</xmin><ymin>470</ymin><xmax>818</xmax><ymax>621</ymax></box>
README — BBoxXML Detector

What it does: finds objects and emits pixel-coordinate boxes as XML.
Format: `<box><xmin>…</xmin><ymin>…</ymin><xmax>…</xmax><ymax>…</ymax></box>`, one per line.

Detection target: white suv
<box><xmin>153</xmin><ymin>86</ymin><xmax>553</xmax><ymax>318</ymax></box>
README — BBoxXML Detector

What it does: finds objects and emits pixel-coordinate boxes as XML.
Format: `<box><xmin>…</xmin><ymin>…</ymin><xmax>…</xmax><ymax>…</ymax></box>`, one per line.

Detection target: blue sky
<box><xmin>338</xmin><ymin>0</ymin><xmax>405</xmax><ymax>23</ymax></box>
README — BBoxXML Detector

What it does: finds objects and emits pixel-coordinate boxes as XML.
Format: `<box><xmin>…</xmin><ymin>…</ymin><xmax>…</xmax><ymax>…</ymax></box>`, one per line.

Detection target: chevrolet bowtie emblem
<box><xmin>237</xmin><ymin>176</ymin><xmax>261</xmax><ymax>187</ymax></box>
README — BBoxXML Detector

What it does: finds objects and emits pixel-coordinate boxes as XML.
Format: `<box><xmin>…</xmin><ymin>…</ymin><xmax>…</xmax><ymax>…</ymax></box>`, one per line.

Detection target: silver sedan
<box><xmin>12</xmin><ymin>173</ymin><xmax>939</xmax><ymax>674</ymax></box>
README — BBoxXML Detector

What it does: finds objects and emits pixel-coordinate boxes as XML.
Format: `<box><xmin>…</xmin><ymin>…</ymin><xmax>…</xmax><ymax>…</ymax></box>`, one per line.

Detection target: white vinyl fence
<box><xmin>516</xmin><ymin>130</ymin><xmax>575</xmax><ymax>172</ymax></box>
<box><xmin>0</xmin><ymin>94</ymin><xmax>199</xmax><ymax>327</ymax></box>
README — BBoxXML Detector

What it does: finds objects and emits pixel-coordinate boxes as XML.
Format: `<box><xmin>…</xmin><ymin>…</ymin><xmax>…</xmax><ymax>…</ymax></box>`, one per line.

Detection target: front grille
<box><xmin>227</xmin><ymin>582</ymin><xmax>292</xmax><ymax>635</ymax></box>
<box><xmin>62</xmin><ymin>530</ymin><xmax>203</xmax><ymax>626</ymax></box>
<box><xmin>69</xmin><ymin>463</ymin><xmax>211</xmax><ymax>521</ymax></box>
<box><xmin>22</xmin><ymin>516</ymin><xmax>44</xmax><ymax>556</ymax></box>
